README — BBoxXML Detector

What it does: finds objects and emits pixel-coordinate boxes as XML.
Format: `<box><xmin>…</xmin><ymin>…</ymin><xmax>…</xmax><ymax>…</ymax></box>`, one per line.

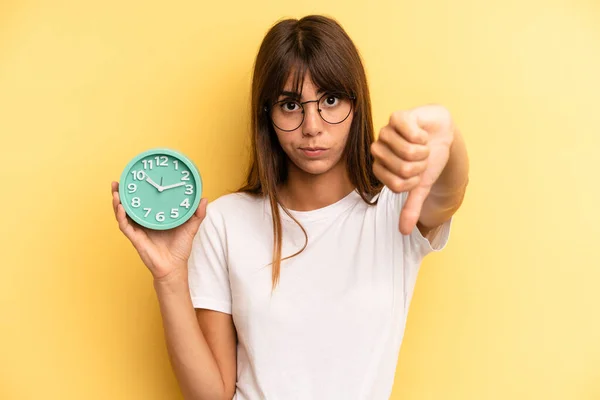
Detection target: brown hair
<box><xmin>237</xmin><ymin>15</ymin><xmax>382</xmax><ymax>289</ymax></box>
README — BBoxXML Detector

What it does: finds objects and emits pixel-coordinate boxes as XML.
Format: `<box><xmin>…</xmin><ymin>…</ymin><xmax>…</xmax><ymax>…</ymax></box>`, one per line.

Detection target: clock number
<box><xmin>170</xmin><ymin>208</ymin><xmax>179</xmax><ymax>218</ymax></box>
<box><xmin>185</xmin><ymin>185</ymin><xmax>194</xmax><ymax>195</ymax></box>
<box><xmin>155</xmin><ymin>156</ymin><xmax>168</xmax><ymax>167</ymax></box>
<box><xmin>173</xmin><ymin>160</ymin><xmax>179</xmax><ymax>170</ymax></box>
<box><xmin>131</xmin><ymin>197</ymin><xmax>141</xmax><ymax>208</ymax></box>
<box><xmin>180</xmin><ymin>198</ymin><xmax>190</xmax><ymax>209</ymax></box>
<box><xmin>181</xmin><ymin>170</ymin><xmax>190</xmax><ymax>181</ymax></box>
<box><xmin>156</xmin><ymin>212</ymin><xmax>165</xmax><ymax>222</ymax></box>
<box><xmin>142</xmin><ymin>159</ymin><xmax>154</xmax><ymax>170</ymax></box>
<box><xmin>143</xmin><ymin>207</ymin><xmax>152</xmax><ymax>217</ymax></box>
<box><xmin>132</xmin><ymin>170</ymin><xmax>145</xmax><ymax>180</ymax></box>
<box><xmin>127</xmin><ymin>183</ymin><xmax>137</xmax><ymax>193</ymax></box>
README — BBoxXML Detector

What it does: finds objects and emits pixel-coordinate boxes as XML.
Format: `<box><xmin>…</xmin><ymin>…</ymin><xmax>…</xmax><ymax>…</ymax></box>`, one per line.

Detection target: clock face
<box><xmin>119</xmin><ymin>148</ymin><xmax>202</xmax><ymax>230</ymax></box>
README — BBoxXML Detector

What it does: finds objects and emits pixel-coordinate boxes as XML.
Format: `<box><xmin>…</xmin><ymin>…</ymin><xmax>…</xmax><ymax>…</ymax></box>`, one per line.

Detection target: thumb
<box><xmin>399</xmin><ymin>186</ymin><xmax>430</xmax><ymax>235</ymax></box>
<box><xmin>182</xmin><ymin>198</ymin><xmax>209</xmax><ymax>237</ymax></box>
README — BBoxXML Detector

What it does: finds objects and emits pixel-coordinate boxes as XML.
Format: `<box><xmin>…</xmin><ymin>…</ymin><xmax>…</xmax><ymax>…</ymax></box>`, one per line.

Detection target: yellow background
<box><xmin>1</xmin><ymin>0</ymin><xmax>599</xmax><ymax>398</ymax></box>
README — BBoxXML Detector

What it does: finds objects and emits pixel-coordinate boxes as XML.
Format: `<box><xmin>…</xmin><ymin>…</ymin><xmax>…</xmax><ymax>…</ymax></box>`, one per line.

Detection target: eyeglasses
<box><xmin>265</xmin><ymin>92</ymin><xmax>356</xmax><ymax>132</ymax></box>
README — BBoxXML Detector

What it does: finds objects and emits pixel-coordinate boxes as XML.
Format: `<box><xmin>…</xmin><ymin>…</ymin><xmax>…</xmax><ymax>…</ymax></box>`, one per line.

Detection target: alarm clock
<box><xmin>118</xmin><ymin>148</ymin><xmax>203</xmax><ymax>230</ymax></box>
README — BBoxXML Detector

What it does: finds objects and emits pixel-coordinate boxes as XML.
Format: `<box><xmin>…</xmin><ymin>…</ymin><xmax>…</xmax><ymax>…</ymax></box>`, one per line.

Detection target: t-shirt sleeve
<box><xmin>187</xmin><ymin>205</ymin><xmax>232</xmax><ymax>314</ymax></box>
<box><xmin>380</xmin><ymin>186</ymin><xmax>452</xmax><ymax>260</ymax></box>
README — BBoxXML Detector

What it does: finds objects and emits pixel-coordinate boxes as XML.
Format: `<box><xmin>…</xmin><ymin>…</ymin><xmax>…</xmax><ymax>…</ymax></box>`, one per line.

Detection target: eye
<box><xmin>279</xmin><ymin>101</ymin><xmax>301</xmax><ymax>112</ymax></box>
<box><xmin>322</xmin><ymin>95</ymin><xmax>340</xmax><ymax>107</ymax></box>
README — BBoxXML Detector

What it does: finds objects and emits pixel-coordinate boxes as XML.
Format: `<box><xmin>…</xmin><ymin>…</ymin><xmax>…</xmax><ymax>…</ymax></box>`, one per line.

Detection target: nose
<box><xmin>301</xmin><ymin>101</ymin><xmax>323</xmax><ymax>137</ymax></box>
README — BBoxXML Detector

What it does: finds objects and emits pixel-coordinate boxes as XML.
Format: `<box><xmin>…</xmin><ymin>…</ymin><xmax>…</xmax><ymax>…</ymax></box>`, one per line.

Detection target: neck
<box><xmin>279</xmin><ymin>160</ymin><xmax>354</xmax><ymax>211</ymax></box>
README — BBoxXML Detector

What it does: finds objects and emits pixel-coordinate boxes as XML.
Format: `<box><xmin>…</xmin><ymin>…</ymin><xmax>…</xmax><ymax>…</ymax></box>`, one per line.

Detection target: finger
<box><xmin>116</xmin><ymin>203</ymin><xmax>149</xmax><ymax>250</ymax></box>
<box><xmin>409</xmin><ymin>104</ymin><xmax>454</xmax><ymax>138</ymax></box>
<box><xmin>111</xmin><ymin>181</ymin><xmax>120</xmax><ymax>218</ymax></box>
<box><xmin>190</xmin><ymin>198</ymin><xmax>208</xmax><ymax>226</ymax></box>
<box><xmin>182</xmin><ymin>198</ymin><xmax>209</xmax><ymax>237</ymax></box>
<box><xmin>197</xmin><ymin>198</ymin><xmax>208</xmax><ymax>219</ymax></box>
<box><xmin>377</xmin><ymin>126</ymin><xmax>429</xmax><ymax>161</ymax></box>
<box><xmin>116</xmin><ymin>203</ymin><xmax>134</xmax><ymax>238</ymax></box>
<box><xmin>388</xmin><ymin>110</ymin><xmax>428</xmax><ymax>145</ymax></box>
<box><xmin>399</xmin><ymin>186</ymin><xmax>431</xmax><ymax>235</ymax></box>
<box><xmin>112</xmin><ymin>190</ymin><xmax>120</xmax><ymax>220</ymax></box>
<box><xmin>373</xmin><ymin>161</ymin><xmax>420</xmax><ymax>193</ymax></box>
<box><xmin>371</xmin><ymin>142</ymin><xmax>427</xmax><ymax>179</ymax></box>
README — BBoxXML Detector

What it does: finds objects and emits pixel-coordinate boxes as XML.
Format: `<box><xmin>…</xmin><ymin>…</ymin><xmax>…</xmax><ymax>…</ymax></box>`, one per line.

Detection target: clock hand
<box><xmin>161</xmin><ymin>181</ymin><xmax>186</xmax><ymax>191</ymax></box>
<box><xmin>145</xmin><ymin>176</ymin><xmax>164</xmax><ymax>192</ymax></box>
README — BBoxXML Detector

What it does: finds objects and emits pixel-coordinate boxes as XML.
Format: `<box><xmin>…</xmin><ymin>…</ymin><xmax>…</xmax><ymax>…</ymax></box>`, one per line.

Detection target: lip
<box><xmin>300</xmin><ymin>147</ymin><xmax>328</xmax><ymax>157</ymax></box>
<box><xmin>300</xmin><ymin>147</ymin><xmax>327</xmax><ymax>151</ymax></box>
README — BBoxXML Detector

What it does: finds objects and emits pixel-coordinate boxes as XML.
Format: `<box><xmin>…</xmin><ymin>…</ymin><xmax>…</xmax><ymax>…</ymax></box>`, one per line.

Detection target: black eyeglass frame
<box><xmin>264</xmin><ymin>92</ymin><xmax>357</xmax><ymax>132</ymax></box>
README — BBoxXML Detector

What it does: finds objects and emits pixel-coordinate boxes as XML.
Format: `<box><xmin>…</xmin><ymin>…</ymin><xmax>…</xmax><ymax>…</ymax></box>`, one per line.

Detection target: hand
<box><xmin>145</xmin><ymin>176</ymin><xmax>163</xmax><ymax>192</ymax></box>
<box><xmin>370</xmin><ymin>104</ymin><xmax>455</xmax><ymax>235</ymax></box>
<box><xmin>111</xmin><ymin>181</ymin><xmax>208</xmax><ymax>281</ymax></box>
<box><xmin>161</xmin><ymin>181</ymin><xmax>186</xmax><ymax>191</ymax></box>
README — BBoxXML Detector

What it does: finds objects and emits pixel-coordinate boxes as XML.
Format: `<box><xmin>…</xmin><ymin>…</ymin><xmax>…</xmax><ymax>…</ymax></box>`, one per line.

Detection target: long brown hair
<box><xmin>237</xmin><ymin>15</ymin><xmax>382</xmax><ymax>289</ymax></box>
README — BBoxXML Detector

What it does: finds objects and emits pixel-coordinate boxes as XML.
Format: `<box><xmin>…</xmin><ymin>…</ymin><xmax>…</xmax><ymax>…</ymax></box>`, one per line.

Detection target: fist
<box><xmin>370</xmin><ymin>105</ymin><xmax>454</xmax><ymax>234</ymax></box>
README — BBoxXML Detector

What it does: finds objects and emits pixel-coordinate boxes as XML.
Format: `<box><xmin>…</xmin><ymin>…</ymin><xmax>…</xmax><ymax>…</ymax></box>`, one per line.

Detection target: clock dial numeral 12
<box><xmin>155</xmin><ymin>156</ymin><xmax>168</xmax><ymax>167</ymax></box>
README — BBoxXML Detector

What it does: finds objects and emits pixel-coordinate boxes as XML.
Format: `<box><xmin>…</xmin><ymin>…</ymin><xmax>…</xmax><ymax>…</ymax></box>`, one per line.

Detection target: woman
<box><xmin>111</xmin><ymin>14</ymin><xmax>469</xmax><ymax>400</ymax></box>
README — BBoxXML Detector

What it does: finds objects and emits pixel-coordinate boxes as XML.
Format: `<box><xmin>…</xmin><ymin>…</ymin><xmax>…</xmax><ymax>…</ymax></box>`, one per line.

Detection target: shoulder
<box><xmin>195</xmin><ymin>191</ymin><xmax>265</xmax><ymax>243</ymax></box>
<box><xmin>205</xmin><ymin>191</ymin><xmax>266</xmax><ymax>222</ymax></box>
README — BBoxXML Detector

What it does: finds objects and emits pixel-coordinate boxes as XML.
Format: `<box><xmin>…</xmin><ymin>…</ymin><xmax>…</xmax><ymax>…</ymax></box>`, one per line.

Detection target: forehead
<box><xmin>281</xmin><ymin>71</ymin><xmax>321</xmax><ymax>97</ymax></box>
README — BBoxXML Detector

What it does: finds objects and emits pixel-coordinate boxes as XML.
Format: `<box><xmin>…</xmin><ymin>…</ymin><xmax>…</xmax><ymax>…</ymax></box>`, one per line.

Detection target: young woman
<box><xmin>111</xmin><ymin>14</ymin><xmax>469</xmax><ymax>400</ymax></box>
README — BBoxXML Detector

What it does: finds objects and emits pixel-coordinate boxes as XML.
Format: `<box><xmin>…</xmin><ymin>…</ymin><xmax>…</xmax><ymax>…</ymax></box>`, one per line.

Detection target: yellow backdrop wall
<box><xmin>1</xmin><ymin>0</ymin><xmax>599</xmax><ymax>399</ymax></box>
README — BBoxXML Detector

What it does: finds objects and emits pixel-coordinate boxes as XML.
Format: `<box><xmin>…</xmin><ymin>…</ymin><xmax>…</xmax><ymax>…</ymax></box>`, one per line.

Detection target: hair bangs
<box><xmin>276</xmin><ymin>49</ymin><xmax>354</xmax><ymax>102</ymax></box>
<box><xmin>306</xmin><ymin>50</ymin><xmax>354</xmax><ymax>98</ymax></box>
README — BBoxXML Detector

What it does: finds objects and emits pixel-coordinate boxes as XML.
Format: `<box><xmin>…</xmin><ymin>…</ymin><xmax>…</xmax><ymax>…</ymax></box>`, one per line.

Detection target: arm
<box><xmin>417</xmin><ymin>127</ymin><xmax>469</xmax><ymax>238</ymax></box>
<box><xmin>110</xmin><ymin>183</ymin><xmax>237</xmax><ymax>399</ymax></box>
<box><xmin>154</xmin><ymin>271</ymin><xmax>237</xmax><ymax>400</ymax></box>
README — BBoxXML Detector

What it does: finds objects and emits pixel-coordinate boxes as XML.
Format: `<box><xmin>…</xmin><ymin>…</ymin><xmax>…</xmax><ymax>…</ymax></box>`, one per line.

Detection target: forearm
<box><xmin>419</xmin><ymin>128</ymin><xmax>470</xmax><ymax>229</ymax></box>
<box><xmin>153</xmin><ymin>271</ymin><xmax>226</xmax><ymax>400</ymax></box>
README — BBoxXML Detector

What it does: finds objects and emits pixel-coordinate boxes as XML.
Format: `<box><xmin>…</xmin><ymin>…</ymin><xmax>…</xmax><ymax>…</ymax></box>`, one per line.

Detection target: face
<box><xmin>270</xmin><ymin>72</ymin><xmax>354</xmax><ymax>177</ymax></box>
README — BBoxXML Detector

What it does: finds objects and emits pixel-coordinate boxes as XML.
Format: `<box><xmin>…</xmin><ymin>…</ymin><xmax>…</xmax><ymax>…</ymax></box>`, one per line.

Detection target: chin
<box><xmin>293</xmin><ymin>159</ymin><xmax>338</xmax><ymax>176</ymax></box>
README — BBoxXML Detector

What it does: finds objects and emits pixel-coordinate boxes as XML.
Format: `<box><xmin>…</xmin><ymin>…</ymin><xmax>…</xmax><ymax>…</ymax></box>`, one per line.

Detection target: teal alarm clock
<box><xmin>119</xmin><ymin>148</ymin><xmax>202</xmax><ymax>230</ymax></box>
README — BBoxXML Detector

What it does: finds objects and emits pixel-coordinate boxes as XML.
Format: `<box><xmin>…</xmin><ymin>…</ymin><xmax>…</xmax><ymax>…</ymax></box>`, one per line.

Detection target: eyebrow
<box><xmin>278</xmin><ymin>89</ymin><xmax>325</xmax><ymax>100</ymax></box>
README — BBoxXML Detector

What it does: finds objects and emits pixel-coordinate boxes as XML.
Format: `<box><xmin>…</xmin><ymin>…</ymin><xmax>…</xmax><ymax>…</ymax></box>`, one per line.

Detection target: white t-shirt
<box><xmin>188</xmin><ymin>186</ymin><xmax>451</xmax><ymax>400</ymax></box>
